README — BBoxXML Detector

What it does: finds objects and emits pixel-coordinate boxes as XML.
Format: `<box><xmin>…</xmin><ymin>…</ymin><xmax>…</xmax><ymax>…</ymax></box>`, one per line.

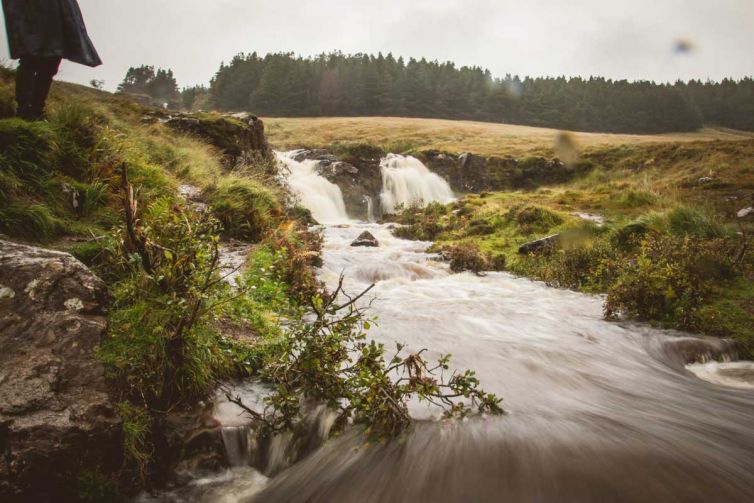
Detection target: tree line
<box><xmin>120</xmin><ymin>52</ymin><xmax>754</xmax><ymax>134</ymax></box>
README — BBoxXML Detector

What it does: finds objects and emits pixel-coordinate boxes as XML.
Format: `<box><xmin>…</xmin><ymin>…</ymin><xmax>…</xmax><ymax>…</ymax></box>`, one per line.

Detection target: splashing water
<box><xmin>276</xmin><ymin>151</ymin><xmax>350</xmax><ymax>224</ymax></box>
<box><xmin>379</xmin><ymin>154</ymin><xmax>455</xmax><ymax>214</ymax></box>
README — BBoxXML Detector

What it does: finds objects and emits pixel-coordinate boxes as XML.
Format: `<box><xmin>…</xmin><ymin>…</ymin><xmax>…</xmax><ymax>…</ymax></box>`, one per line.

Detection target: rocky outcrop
<box><xmin>351</xmin><ymin>231</ymin><xmax>379</xmax><ymax>247</ymax></box>
<box><xmin>165</xmin><ymin>113</ymin><xmax>271</xmax><ymax>166</ymax></box>
<box><xmin>0</xmin><ymin>241</ymin><xmax>121</xmax><ymax>502</ymax></box>
<box><xmin>422</xmin><ymin>151</ymin><xmax>592</xmax><ymax>193</ymax></box>
<box><xmin>296</xmin><ymin>148</ymin><xmax>383</xmax><ymax>220</ymax></box>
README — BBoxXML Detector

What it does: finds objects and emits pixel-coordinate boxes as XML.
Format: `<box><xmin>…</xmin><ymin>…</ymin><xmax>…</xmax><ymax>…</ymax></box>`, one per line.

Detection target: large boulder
<box><xmin>0</xmin><ymin>241</ymin><xmax>121</xmax><ymax>502</ymax></box>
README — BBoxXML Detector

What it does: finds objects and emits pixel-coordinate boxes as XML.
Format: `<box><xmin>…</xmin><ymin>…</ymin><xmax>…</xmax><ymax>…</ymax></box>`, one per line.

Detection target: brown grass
<box><xmin>264</xmin><ymin>116</ymin><xmax>754</xmax><ymax>158</ymax></box>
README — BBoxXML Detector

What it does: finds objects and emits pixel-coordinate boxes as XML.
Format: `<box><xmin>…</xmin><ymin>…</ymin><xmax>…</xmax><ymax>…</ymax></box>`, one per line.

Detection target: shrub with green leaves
<box><xmin>604</xmin><ymin>235</ymin><xmax>742</xmax><ymax>327</ymax></box>
<box><xmin>231</xmin><ymin>278</ymin><xmax>504</xmax><ymax>439</ymax></box>
<box><xmin>100</xmin><ymin>198</ymin><xmax>238</xmax><ymax>408</ymax></box>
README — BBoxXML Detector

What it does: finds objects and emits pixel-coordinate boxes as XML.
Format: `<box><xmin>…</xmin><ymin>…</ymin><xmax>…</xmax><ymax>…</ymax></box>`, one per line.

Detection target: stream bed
<box><xmin>145</xmin><ymin>153</ymin><xmax>754</xmax><ymax>501</ymax></box>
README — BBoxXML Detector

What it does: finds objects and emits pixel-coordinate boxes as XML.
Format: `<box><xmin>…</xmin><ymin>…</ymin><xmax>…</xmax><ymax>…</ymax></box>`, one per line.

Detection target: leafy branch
<box><xmin>231</xmin><ymin>275</ymin><xmax>504</xmax><ymax>438</ymax></box>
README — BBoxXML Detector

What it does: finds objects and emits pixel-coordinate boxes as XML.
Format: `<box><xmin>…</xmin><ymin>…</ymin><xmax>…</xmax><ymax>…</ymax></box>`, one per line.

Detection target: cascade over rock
<box><xmin>0</xmin><ymin>241</ymin><xmax>121</xmax><ymax>501</ymax></box>
<box><xmin>292</xmin><ymin>148</ymin><xmax>383</xmax><ymax>221</ymax></box>
<box><xmin>379</xmin><ymin>154</ymin><xmax>455</xmax><ymax>214</ymax></box>
<box><xmin>277</xmin><ymin>151</ymin><xmax>350</xmax><ymax>224</ymax></box>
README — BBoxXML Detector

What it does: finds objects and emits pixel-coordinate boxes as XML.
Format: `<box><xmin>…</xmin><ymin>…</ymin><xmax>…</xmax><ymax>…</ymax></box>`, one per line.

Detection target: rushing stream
<box><xmin>145</xmin><ymin>152</ymin><xmax>754</xmax><ymax>502</ymax></box>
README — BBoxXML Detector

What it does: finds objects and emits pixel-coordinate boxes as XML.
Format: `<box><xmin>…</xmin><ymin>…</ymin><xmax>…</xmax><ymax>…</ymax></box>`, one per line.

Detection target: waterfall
<box><xmin>364</xmin><ymin>195</ymin><xmax>376</xmax><ymax>223</ymax></box>
<box><xmin>276</xmin><ymin>151</ymin><xmax>350</xmax><ymax>224</ymax></box>
<box><xmin>379</xmin><ymin>154</ymin><xmax>455</xmax><ymax>214</ymax></box>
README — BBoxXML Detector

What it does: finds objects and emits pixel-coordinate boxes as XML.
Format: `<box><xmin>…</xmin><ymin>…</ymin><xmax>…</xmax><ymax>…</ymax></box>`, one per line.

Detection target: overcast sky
<box><xmin>1</xmin><ymin>0</ymin><xmax>753</xmax><ymax>91</ymax></box>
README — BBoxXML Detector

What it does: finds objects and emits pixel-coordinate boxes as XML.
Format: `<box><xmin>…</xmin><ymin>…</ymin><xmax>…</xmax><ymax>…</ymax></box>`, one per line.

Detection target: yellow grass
<box><xmin>264</xmin><ymin>116</ymin><xmax>754</xmax><ymax>157</ymax></box>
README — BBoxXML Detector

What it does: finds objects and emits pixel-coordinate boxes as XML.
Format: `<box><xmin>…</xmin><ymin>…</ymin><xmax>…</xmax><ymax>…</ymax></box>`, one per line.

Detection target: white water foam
<box><xmin>276</xmin><ymin>151</ymin><xmax>350</xmax><ymax>224</ymax></box>
<box><xmin>379</xmin><ymin>154</ymin><xmax>455</xmax><ymax>214</ymax></box>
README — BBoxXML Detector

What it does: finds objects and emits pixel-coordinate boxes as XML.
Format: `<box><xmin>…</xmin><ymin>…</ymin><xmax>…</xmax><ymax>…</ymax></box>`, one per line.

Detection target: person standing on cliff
<box><xmin>2</xmin><ymin>0</ymin><xmax>101</xmax><ymax>120</ymax></box>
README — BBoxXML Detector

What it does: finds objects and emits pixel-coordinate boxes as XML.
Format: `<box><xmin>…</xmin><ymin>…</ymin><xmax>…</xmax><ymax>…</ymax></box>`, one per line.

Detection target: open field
<box><xmin>264</xmin><ymin>116</ymin><xmax>754</xmax><ymax>157</ymax></box>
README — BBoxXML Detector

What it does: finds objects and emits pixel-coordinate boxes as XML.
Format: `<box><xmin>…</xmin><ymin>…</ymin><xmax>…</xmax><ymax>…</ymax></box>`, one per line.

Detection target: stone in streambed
<box><xmin>351</xmin><ymin>231</ymin><xmax>379</xmax><ymax>247</ymax></box>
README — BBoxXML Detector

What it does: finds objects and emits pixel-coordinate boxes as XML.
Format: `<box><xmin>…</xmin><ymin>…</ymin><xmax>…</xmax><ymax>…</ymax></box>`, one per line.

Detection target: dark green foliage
<box><xmin>392</xmin><ymin>202</ymin><xmax>448</xmax><ymax>241</ymax></box>
<box><xmin>0</xmin><ymin>203</ymin><xmax>64</xmax><ymax>240</ymax></box>
<box><xmin>118</xmin><ymin>65</ymin><xmax>180</xmax><ymax>106</ymax></box>
<box><xmin>604</xmin><ymin>236</ymin><xmax>743</xmax><ymax>327</ymax></box>
<box><xmin>51</xmin><ymin>103</ymin><xmax>106</xmax><ymax>179</ymax></box>
<box><xmin>76</xmin><ymin>468</ymin><xmax>121</xmax><ymax>503</ymax></box>
<box><xmin>100</xmin><ymin>199</ymin><xmax>237</xmax><ymax>407</ymax></box>
<box><xmin>516</xmin><ymin>241</ymin><xmax>619</xmax><ymax>292</ymax></box>
<box><xmin>664</xmin><ymin>206</ymin><xmax>732</xmax><ymax>239</ymax></box>
<box><xmin>208</xmin><ymin>51</ymin><xmax>754</xmax><ymax>133</ymax></box>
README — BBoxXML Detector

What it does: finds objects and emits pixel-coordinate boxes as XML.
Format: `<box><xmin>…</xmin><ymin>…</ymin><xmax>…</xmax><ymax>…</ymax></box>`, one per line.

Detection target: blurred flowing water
<box><xmin>146</xmin><ymin>154</ymin><xmax>754</xmax><ymax>502</ymax></box>
<box><xmin>248</xmin><ymin>223</ymin><xmax>753</xmax><ymax>502</ymax></box>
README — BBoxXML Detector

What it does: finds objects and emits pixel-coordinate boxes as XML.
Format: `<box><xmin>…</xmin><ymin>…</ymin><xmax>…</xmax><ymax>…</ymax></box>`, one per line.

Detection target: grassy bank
<box><xmin>1</xmin><ymin>73</ymin><xmax>502</xmax><ymax>498</ymax></box>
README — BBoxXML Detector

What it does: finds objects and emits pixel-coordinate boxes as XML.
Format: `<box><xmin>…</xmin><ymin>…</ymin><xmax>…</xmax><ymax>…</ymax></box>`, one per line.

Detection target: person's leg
<box><xmin>14</xmin><ymin>57</ymin><xmax>37</xmax><ymax>119</ymax></box>
<box><xmin>28</xmin><ymin>57</ymin><xmax>62</xmax><ymax>120</ymax></box>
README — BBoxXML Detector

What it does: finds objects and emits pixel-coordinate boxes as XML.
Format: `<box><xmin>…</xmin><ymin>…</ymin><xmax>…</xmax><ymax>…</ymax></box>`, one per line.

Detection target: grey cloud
<box><xmin>1</xmin><ymin>0</ymin><xmax>752</xmax><ymax>91</ymax></box>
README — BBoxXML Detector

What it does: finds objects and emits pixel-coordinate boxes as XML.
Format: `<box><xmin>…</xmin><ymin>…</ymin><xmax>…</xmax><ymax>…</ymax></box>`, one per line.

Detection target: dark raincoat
<box><xmin>2</xmin><ymin>0</ymin><xmax>101</xmax><ymax>66</ymax></box>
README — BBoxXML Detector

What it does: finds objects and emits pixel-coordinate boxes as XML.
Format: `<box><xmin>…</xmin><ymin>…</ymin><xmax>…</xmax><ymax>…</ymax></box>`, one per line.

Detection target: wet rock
<box><xmin>163</xmin><ymin>407</ymin><xmax>227</xmax><ymax>476</ymax></box>
<box><xmin>318</xmin><ymin>161</ymin><xmax>359</xmax><ymax>178</ymax></box>
<box><xmin>662</xmin><ymin>336</ymin><xmax>738</xmax><ymax>365</ymax></box>
<box><xmin>737</xmin><ymin>207</ymin><xmax>753</xmax><ymax>218</ymax></box>
<box><xmin>296</xmin><ymin>149</ymin><xmax>338</xmax><ymax>165</ymax></box>
<box><xmin>351</xmin><ymin>231</ymin><xmax>379</xmax><ymax>247</ymax></box>
<box><xmin>422</xmin><ymin>150</ymin><xmax>587</xmax><ymax>193</ymax></box>
<box><xmin>518</xmin><ymin>234</ymin><xmax>561</xmax><ymax>254</ymax></box>
<box><xmin>302</xmin><ymin>149</ymin><xmax>382</xmax><ymax>221</ymax></box>
<box><xmin>0</xmin><ymin>240</ymin><xmax>121</xmax><ymax>501</ymax></box>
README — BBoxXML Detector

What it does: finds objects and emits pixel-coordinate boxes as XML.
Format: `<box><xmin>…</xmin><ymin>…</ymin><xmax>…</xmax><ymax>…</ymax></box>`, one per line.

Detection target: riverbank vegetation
<box><xmin>391</xmin><ymin>139</ymin><xmax>754</xmax><ymax>358</ymax></box>
<box><xmin>0</xmin><ymin>71</ymin><xmax>501</xmax><ymax>497</ymax></box>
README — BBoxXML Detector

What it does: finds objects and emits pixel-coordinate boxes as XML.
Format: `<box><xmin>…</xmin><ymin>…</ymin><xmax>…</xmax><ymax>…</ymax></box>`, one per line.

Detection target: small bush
<box><xmin>604</xmin><ymin>235</ymin><xmax>742</xmax><ymax>326</ymax></box>
<box><xmin>516</xmin><ymin>240</ymin><xmax>619</xmax><ymax>291</ymax></box>
<box><xmin>51</xmin><ymin>103</ymin><xmax>106</xmax><ymax>180</ymax></box>
<box><xmin>507</xmin><ymin>205</ymin><xmax>563</xmax><ymax>234</ymax></box>
<box><xmin>618</xmin><ymin>189</ymin><xmax>657</xmax><ymax>208</ymax></box>
<box><xmin>665</xmin><ymin>206</ymin><xmax>731</xmax><ymax>239</ymax></box>
<box><xmin>206</xmin><ymin>177</ymin><xmax>282</xmax><ymax>241</ymax></box>
<box><xmin>447</xmin><ymin>242</ymin><xmax>488</xmax><ymax>274</ymax></box>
